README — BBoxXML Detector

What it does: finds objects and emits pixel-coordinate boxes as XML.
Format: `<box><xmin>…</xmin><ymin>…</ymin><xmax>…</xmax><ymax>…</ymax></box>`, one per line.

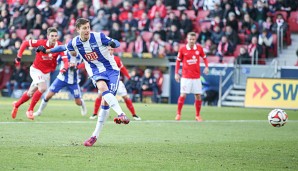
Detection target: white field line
<box><xmin>0</xmin><ymin>120</ymin><xmax>298</xmax><ymax>124</ymax></box>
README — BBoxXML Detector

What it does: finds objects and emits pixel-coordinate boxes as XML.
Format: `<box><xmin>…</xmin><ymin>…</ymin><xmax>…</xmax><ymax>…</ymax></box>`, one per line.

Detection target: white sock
<box><xmin>37</xmin><ymin>99</ymin><xmax>48</xmax><ymax>113</ymax></box>
<box><xmin>80</xmin><ymin>99</ymin><xmax>87</xmax><ymax>116</ymax></box>
<box><xmin>102</xmin><ymin>92</ymin><xmax>124</xmax><ymax>115</ymax></box>
<box><xmin>92</xmin><ymin>106</ymin><xmax>110</xmax><ymax>138</ymax></box>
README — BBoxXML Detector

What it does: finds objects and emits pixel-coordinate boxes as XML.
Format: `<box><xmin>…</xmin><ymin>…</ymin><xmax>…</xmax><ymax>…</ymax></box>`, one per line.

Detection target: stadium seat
<box><xmin>290</xmin><ymin>11</ymin><xmax>298</xmax><ymax>18</ymax></box>
<box><xmin>244</xmin><ymin>0</ymin><xmax>253</xmax><ymax>6</ymax></box>
<box><xmin>126</xmin><ymin>42</ymin><xmax>134</xmax><ymax>53</ymax></box>
<box><xmin>142</xmin><ymin>31</ymin><xmax>153</xmax><ymax>42</ymax></box>
<box><xmin>196</xmin><ymin>10</ymin><xmax>209</xmax><ymax>21</ymax></box>
<box><xmin>172</xmin><ymin>10</ymin><xmax>181</xmax><ymax>17</ymax></box>
<box><xmin>112</xmin><ymin>0</ymin><xmax>122</xmax><ymax>7</ymax></box>
<box><xmin>16</xmin><ymin>29</ymin><xmax>27</xmax><ymax>40</ymax></box>
<box><xmin>184</xmin><ymin>10</ymin><xmax>196</xmax><ymax>20</ymax></box>
<box><xmin>288</xmin><ymin>18</ymin><xmax>298</xmax><ymax>32</ymax></box>
<box><xmin>206</xmin><ymin>56</ymin><xmax>219</xmax><ymax>63</ymax></box>
<box><xmin>238</xmin><ymin>33</ymin><xmax>246</xmax><ymax>44</ymax></box>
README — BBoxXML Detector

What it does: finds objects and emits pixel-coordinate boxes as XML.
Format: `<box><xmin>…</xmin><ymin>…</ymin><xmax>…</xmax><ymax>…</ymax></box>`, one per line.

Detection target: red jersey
<box><xmin>175</xmin><ymin>44</ymin><xmax>208</xmax><ymax>79</ymax></box>
<box><xmin>18</xmin><ymin>39</ymin><xmax>66</xmax><ymax>74</ymax></box>
<box><xmin>114</xmin><ymin>56</ymin><xmax>131</xmax><ymax>79</ymax></box>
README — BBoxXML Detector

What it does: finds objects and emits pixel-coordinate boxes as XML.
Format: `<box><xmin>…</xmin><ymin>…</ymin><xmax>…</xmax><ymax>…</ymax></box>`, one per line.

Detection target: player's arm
<box><xmin>16</xmin><ymin>40</ymin><xmax>41</xmax><ymax>64</ymax></box>
<box><xmin>175</xmin><ymin>49</ymin><xmax>183</xmax><ymax>83</ymax></box>
<box><xmin>98</xmin><ymin>32</ymin><xmax>120</xmax><ymax>48</ymax></box>
<box><xmin>199</xmin><ymin>46</ymin><xmax>209</xmax><ymax>74</ymax></box>
<box><xmin>116</xmin><ymin>57</ymin><xmax>131</xmax><ymax>79</ymax></box>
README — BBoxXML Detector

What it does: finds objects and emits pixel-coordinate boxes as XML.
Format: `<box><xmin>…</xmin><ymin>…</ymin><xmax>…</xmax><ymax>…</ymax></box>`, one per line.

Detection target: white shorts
<box><xmin>30</xmin><ymin>66</ymin><xmax>50</xmax><ymax>86</ymax></box>
<box><xmin>98</xmin><ymin>81</ymin><xmax>127</xmax><ymax>96</ymax></box>
<box><xmin>180</xmin><ymin>78</ymin><xmax>202</xmax><ymax>94</ymax></box>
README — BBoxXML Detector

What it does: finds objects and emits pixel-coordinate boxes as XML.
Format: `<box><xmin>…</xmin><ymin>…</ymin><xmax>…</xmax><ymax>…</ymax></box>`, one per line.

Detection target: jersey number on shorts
<box><xmin>85</xmin><ymin>52</ymin><xmax>99</xmax><ymax>61</ymax></box>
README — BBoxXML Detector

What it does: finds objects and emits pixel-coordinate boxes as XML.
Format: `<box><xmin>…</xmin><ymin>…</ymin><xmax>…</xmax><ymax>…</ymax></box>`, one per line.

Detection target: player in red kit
<box><xmin>11</xmin><ymin>27</ymin><xmax>68</xmax><ymax>120</ymax></box>
<box><xmin>90</xmin><ymin>47</ymin><xmax>141</xmax><ymax>120</ymax></box>
<box><xmin>175</xmin><ymin>32</ymin><xmax>209</xmax><ymax>122</ymax></box>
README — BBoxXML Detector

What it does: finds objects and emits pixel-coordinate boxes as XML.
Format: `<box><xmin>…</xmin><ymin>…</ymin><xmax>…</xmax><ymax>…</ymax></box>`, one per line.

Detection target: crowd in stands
<box><xmin>0</xmin><ymin>0</ymin><xmax>298</xmax><ymax>64</ymax></box>
<box><xmin>1</xmin><ymin>0</ymin><xmax>298</xmax><ymax>98</ymax></box>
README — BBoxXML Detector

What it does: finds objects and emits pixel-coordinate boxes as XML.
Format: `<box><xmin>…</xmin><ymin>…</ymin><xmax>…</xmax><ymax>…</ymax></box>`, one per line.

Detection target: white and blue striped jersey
<box><xmin>57</xmin><ymin>53</ymin><xmax>83</xmax><ymax>84</ymax></box>
<box><xmin>66</xmin><ymin>32</ymin><xmax>119</xmax><ymax>78</ymax></box>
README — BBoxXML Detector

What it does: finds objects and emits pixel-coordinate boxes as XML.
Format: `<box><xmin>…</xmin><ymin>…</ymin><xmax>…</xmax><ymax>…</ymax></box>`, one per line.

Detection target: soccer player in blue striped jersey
<box><xmin>33</xmin><ymin>52</ymin><xmax>87</xmax><ymax>117</ymax></box>
<box><xmin>41</xmin><ymin>18</ymin><xmax>130</xmax><ymax>146</ymax></box>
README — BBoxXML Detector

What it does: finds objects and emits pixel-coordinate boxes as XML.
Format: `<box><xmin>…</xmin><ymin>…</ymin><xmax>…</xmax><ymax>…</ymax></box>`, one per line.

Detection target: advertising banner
<box><xmin>245</xmin><ymin>78</ymin><xmax>298</xmax><ymax>109</ymax></box>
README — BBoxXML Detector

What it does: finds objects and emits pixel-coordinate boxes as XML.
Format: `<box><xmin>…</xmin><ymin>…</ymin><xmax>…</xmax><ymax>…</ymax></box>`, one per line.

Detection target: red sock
<box><xmin>93</xmin><ymin>97</ymin><xmax>102</xmax><ymax>115</ymax></box>
<box><xmin>28</xmin><ymin>90</ymin><xmax>43</xmax><ymax>111</ymax></box>
<box><xmin>177</xmin><ymin>96</ymin><xmax>185</xmax><ymax>115</ymax></box>
<box><xmin>195</xmin><ymin>100</ymin><xmax>202</xmax><ymax>117</ymax></box>
<box><xmin>15</xmin><ymin>91</ymin><xmax>30</xmax><ymax>108</ymax></box>
<box><xmin>124</xmin><ymin>98</ymin><xmax>136</xmax><ymax>116</ymax></box>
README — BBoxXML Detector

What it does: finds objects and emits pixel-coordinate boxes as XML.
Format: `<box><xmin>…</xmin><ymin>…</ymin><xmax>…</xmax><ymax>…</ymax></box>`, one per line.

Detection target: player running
<box><xmin>11</xmin><ymin>27</ymin><xmax>68</xmax><ymax>120</ymax></box>
<box><xmin>175</xmin><ymin>32</ymin><xmax>209</xmax><ymax>122</ymax></box>
<box><xmin>90</xmin><ymin>47</ymin><xmax>141</xmax><ymax>120</ymax></box>
<box><xmin>40</xmin><ymin>18</ymin><xmax>130</xmax><ymax>146</ymax></box>
<box><xmin>33</xmin><ymin>53</ymin><xmax>87</xmax><ymax>117</ymax></box>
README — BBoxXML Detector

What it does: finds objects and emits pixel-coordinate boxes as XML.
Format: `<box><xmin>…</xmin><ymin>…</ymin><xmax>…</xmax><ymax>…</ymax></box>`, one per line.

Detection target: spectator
<box><xmin>210</xmin><ymin>15</ymin><xmax>224</xmax><ymax>31</ymax></box>
<box><xmin>166</xmin><ymin>24</ymin><xmax>182</xmax><ymax>45</ymax></box>
<box><xmin>134</xmin><ymin>35</ymin><xmax>148</xmax><ymax>57</ymax></box>
<box><xmin>0</xmin><ymin>21</ymin><xmax>8</xmax><ymax>39</ymax></box>
<box><xmin>208</xmin><ymin>3</ymin><xmax>223</xmax><ymax>19</ymax></box>
<box><xmin>197</xmin><ymin>25</ymin><xmax>211</xmax><ymax>45</ymax></box>
<box><xmin>107</xmin><ymin>12</ymin><xmax>121</xmax><ymax>30</ymax></box>
<box><xmin>11</xmin><ymin>40</ymin><xmax>21</xmax><ymax>53</ymax></box>
<box><xmin>126</xmin><ymin>67</ymin><xmax>141</xmax><ymax>102</ymax></box>
<box><xmin>167</xmin><ymin>42</ymin><xmax>180</xmax><ymax>56</ymax></box>
<box><xmin>119</xmin><ymin>1</ymin><xmax>132</xmax><ymax>21</ymax></box>
<box><xmin>262</xmin><ymin>16</ymin><xmax>273</xmax><ymax>32</ymax></box>
<box><xmin>54</xmin><ymin>11</ymin><xmax>68</xmax><ymax>30</ymax></box>
<box><xmin>177</xmin><ymin>0</ymin><xmax>190</xmax><ymax>11</ymax></box>
<box><xmin>40</xmin><ymin>23</ymin><xmax>49</xmax><ymax>37</ymax></box>
<box><xmin>236</xmin><ymin>47</ymin><xmax>251</xmax><ymax>64</ymax></box>
<box><xmin>258</xmin><ymin>29</ymin><xmax>273</xmax><ymax>58</ymax></box>
<box><xmin>123</xmin><ymin>23</ymin><xmax>136</xmax><ymax>47</ymax></box>
<box><xmin>153</xmin><ymin>22</ymin><xmax>167</xmax><ymax>41</ymax></box>
<box><xmin>102</xmin><ymin>0</ymin><xmax>120</xmax><ymax>16</ymax></box>
<box><xmin>139</xmin><ymin>68</ymin><xmax>159</xmax><ymax>103</ymax></box>
<box><xmin>180</xmin><ymin>12</ymin><xmax>193</xmax><ymax>36</ymax></box>
<box><xmin>272</xmin><ymin>14</ymin><xmax>288</xmax><ymax>37</ymax></box>
<box><xmin>91</xmin><ymin>10</ymin><xmax>108</xmax><ymax>32</ymax></box>
<box><xmin>150</xmin><ymin>11</ymin><xmax>163</xmax><ymax>32</ymax></box>
<box><xmin>165</xmin><ymin>0</ymin><xmax>178</xmax><ymax>10</ymax></box>
<box><xmin>222</xmin><ymin>3</ymin><xmax>234</xmax><ymax>21</ymax></box>
<box><xmin>246</xmin><ymin>24</ymin><xmax>259</xmax><ymax>44</ymax></box>
<box><xmin>133</xmin><ymin>1</ymin><xmax>146</xmax><ymax>20</ymax></box>
<box><xmin>0</xmin><ymin>8</ymin><xmax>10</xmax><ymax>25</ymax></box>
<box><xmin>149</xmin><ymin>33</ymin><xmax>166</xmax><ymax>58</ymax></box>
<box><xmin>25</xmin><ymin>8</ymin><xmax>36</xmax><ymax>32</ymax></box>
<box><xmin>149</xmin><ymin>0</ymin><xmax>167</xmax><ymax>19</ymax></box>
<box><xmin>216</xmin><ymin>36</ymin><xmax>233</xmax><ymax>63</ymax></box>
<box><xmin>138</xmin><ymin>13</ymin><xmax>150</xmax><ymax>32</ymax></box>
<box><xmin>235</xmin><ymin>2</ymin><xmax>250</xmax><ymax>19</ymax></box>
<box><xmin>224</xmin><ymin>25</ymin><xmax>238</xmax><ymax>50</ymax></box>
<box><xmin>109</xmin><ymin>22</ymin><xmax>122</xmax><ymax>41</ymax></box>
<box><xmin>251</xmin><ymin>0</ymin><xmax>268</xmax><ymax>26</ymax></box>
<box><xmin>211</xmin><ymin>25</ymin><xmax>224</xmax><ymax>45</ymax></box>
<box><xmin>241</xmin><ymin>13</ymin><xmax>254</xmax><ymax>34</ymax></box>
<box><xmin>203</xmin><ymin>0</ymin><xmax>221</xmax><ymax>10</ymax></box>
<box><xmin>33</xmin><ymin>14</ymin><xmax>44</xmax><ymax>30</ymax></box>
<box><xmin>123</xmin><ymin>12</ymin><xmax>138</xmax><ymax>29</ymax></box>
<box><xmin>9</xmin><ymin>10</ymin><xmax>26</xmax><ymax>29</ymax></box>
<box><xmin>0</xmin><ymin>33</ymin><xmax>10</xmax><ymax>49</ymax></box>
<box><xmin>203</xmin><ymin>39</ymin><xmax>217</xmax><ymax>55</ymax></box>
<box><xmin>63</xmin><ymin>0</ymin><xmax>75</xmax><ymax>17</ymax></box>
<box><xmin>226</xmin><ymin>12</ymin><xmax>238</xmax><ymax>32</ymax></box>
<box><xmin>9</xmin><ymin>32</ymin><xmax>22</xmax><ymax>49</ymax></box>
<box><xmin>248</xmin><ymin>36</ymin><xmax>263</xmax><ymax>64</ymax></box>
<box><xmin>40</xmin><ymin>1</ymin><xmax>53</xmax><ymax>19</ymax></box>
<box><xmin>6</xmin><ymin>63</ymin><xmax>28</xmax><ymax>96</ymax></box>
<box><xmin>164</xmin><ymin>12</ymin><xmax>180</xmax><ymax>31</ymax></box>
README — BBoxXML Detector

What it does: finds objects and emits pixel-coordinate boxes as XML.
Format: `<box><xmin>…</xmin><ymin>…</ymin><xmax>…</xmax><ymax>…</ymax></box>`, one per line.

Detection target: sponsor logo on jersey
<box><xmin>186</xmin><ymin>55</ymin><xmax>198</xmax><ymax>65</ymax></box>
<box><xmin>84</xmin><ymin>52</ymin><xmax>99</xmax><ymax>61</ymax></box>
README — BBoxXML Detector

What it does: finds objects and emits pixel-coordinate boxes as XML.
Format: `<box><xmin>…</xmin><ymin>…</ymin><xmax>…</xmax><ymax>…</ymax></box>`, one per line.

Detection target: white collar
<box><xmin>186</xmin><ymin>44</ymin><xmax>197</xmax><ymax>50</ymax></box>
<box><xmin>46</xmin><ymin>40</ymin><xmax>58</xmax><ymax>47</ymax></box>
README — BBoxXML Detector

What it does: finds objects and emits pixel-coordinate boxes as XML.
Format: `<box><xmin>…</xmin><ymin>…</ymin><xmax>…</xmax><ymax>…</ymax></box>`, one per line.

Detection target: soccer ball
<box><xmin>268</xmin><ymin>109</ymin><xmax>288</xmax><ymax>127</ymax></box>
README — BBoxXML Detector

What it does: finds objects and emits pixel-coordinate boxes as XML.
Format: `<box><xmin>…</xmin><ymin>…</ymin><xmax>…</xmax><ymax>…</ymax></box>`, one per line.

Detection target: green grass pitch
<box><xmin>0</xmin><ymin>97</ymin><xmax>297</xmax><ymax>171</ymax></box>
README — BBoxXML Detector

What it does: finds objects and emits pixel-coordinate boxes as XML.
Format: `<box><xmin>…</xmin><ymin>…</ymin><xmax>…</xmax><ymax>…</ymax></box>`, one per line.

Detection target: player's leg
<box><xmin>84</xmin><ymin>101</ymin><xmax>110</xmax><ymax>147</ymax></box>
<box><xmin>69</xmin><ymin>83</ymin><xmax>87</xmax><ymax>116</ymax></box>
<box><xmin>176</xmin><ymin>78</ymin><xmax>189</xmax><ymax>120</ymax></box>
<box><xmin>11</xmin><ymin>83</ymin><xmax>37</xmax><ymax>119</ymax></box>
<box><xmin>117</xmin><ymin>81</ymin><xmax>141</xmax><ymax>120</ymax></box>
<box><xmin>33</xmin><ymin>91</ymin><xmax>55</xmax><ymax>116</ymax></box>
<box><xmin>192</xmin><ymin>78</ymin><xmax>203</xmax><ymax>122</ymax></box>
<box><xmin>90</xmin><ymin>94</ymin><xmax>102</xmax><ymax>119</ymax></box>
